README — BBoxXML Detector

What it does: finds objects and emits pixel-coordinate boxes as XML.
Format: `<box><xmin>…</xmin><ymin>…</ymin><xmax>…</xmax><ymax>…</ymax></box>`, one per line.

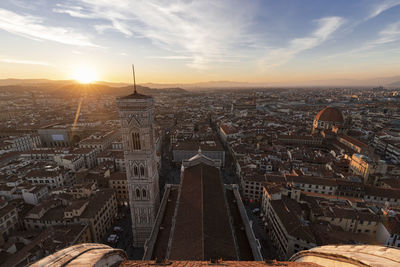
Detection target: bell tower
<box><xmin>116</xmin><ymin>65</ymin><xmax>159</xmax><ymax>247</ymax></box>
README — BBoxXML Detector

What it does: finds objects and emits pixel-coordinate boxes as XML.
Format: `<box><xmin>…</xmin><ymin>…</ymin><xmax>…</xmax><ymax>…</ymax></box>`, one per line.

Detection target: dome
<box><xmin>30</xmin><ymin>243</ymin><xmax>127</xmax><ymax>267</ymax></box>
<box><xmin>315</xmin><ymin>106</ymin><xmax>343</xmax><ymax>123</ymax></box>
<box><xmin>291</xmin><ymin>245</ymin><xmax>400</xmax><ymax>266</ymax></box>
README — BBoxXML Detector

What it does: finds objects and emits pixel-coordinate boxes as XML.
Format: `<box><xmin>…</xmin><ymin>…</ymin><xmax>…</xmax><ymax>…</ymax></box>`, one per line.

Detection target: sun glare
<box><xmin>73</xmin><ymin>67</ymin><xmax>98</xmax><ymax>84</ymax></box>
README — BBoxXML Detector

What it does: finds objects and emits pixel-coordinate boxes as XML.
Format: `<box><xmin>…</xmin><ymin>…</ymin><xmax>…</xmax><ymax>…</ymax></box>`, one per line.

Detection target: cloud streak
<box><xmin>322</xmin><ymin>20</ymin><xmax>400</xmax><ymax>60</ymax></box>
<box><xmin>261</xmin><ymin>16</ymin><xmax>344</xmax><ymax>69</ymax></box>
<box><xmin>0</xmin><ymin>8</ymin><xmax>98</xmax><ymax>47</ymax></box>
<box><xmin>371</xmin><ymin>20</ymin><xmax>400</xmax><ymax>45</ymax></box>
<box><xmin>0</xmin><ymin>57</ymin><xmax>53</xmax><ymax>66</ymax></box>
<box><xmin>367</xmin><ymin>0</ymin><xmax>400</xmax><ymax>19</ymax></box>
<box><xmin>53</xmin><ymin>0</ymin><xmax>258</xmax><ymax>69</ymax></box>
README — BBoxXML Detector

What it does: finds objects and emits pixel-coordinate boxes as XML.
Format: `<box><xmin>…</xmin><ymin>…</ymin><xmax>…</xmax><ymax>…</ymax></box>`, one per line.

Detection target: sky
<box><xmin>0</xmin><ymin>0</ymin><xmax>400</xmax><ymax>84</ymax></box>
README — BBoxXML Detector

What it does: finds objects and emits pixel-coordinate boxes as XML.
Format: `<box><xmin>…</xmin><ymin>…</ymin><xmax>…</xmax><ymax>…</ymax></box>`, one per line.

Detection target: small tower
<box><xmin>116</xmin><ymin>65</ymin><xmax>159</xmax><ymax>247</ymax></box>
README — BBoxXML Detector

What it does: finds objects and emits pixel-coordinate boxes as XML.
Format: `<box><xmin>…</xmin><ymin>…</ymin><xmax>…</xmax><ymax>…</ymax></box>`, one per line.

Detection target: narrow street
<box><xmin>244</xmin><ymin>204</ymin><xmax>276</xmax><ymax>260</ymax></box>
<box><xmin>102</xmin><ymin>206</ymin><xmax>144</xmax><ymax>259</ymax></box>
<box><xmin>159</xmin><ymin>129</ymin><xmax>181</xmax><ymax>195</ymax></box>
<box><xmin>212</xmin><ymin>121</ymin><xmax>275</xmax><ymax>260</ymax></box>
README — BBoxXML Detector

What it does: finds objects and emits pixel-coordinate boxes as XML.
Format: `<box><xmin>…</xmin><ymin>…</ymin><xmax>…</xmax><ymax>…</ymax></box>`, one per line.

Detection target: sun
<box><xmin>73</xmin><ymin>67</ymin><xmax>98</xmax><ymax>84</ymax></box>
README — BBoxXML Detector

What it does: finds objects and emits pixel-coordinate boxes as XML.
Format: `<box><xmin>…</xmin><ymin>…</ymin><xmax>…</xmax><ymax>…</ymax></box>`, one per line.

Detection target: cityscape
<box><xmin>1</xmin><ymin>1</ymin><xmax>400</xmax><ymax>266</ymax></box>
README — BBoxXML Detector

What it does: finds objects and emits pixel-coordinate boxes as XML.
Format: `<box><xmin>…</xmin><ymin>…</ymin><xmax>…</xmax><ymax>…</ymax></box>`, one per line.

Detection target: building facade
<box><xmin>0</xmin><ymin>199</ymin><xmax>18</xmax><ymax>246</ymax></box>
<box><xmin>23</xmin><ymin>189</ymin><xmax>117</xmax><ymax>243</ymax></box>
<box><xmin>349</xmin><ymin>154</ymin><xmax>387</xmax><ymax>184</ymax></box>
<box><xmin>22</xmin><ymin>185</ymin><xmax>49</xmax><ymax>205</ymax></box>
<box><xmin>261</xmin><ymin>187</ymin><xmax>316</xmax><ymax>260</ymax></box>
<box><xmin>311</xmin><ymin>106</ymin><xmax>345</xmax><ymax>134</ymax></box>
<box><xmin>116</xmin><ymin>90</ymin><xmax>160</xmax><ymax>247</ymax></box>
<box><xmin>109</xmin><ymin>172</ymin><xmax>129</xmax><ymax>206</ymax></box>
<box><xmin>172</xmin><ymin>140</ymin><xmax>225</xmax><ymax>166</ymax></box>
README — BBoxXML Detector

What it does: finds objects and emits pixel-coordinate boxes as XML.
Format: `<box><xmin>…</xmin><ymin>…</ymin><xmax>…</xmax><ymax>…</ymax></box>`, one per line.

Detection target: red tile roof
<box><xmin>315</xmin><ymin>107</ymin><xmax>343</xmax><ymax>123</ymax></box>
<box><xmin>169</xmin><ymin>163</ymin><xmax>237</xmax><ymax>260</ymax></box>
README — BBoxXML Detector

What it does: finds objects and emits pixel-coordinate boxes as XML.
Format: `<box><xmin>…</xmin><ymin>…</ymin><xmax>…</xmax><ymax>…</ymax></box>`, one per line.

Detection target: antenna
<box><xmin>132</xmin><ymin>64</ymin><xmax>137</xmax><ymax>94</ymax></box>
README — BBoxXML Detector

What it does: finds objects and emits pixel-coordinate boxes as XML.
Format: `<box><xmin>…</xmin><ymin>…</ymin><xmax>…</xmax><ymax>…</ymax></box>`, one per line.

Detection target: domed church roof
<box><xmin>315</xmin><ymin>106</ymin><xmax>344</xmax><ymax>123</ymax></box>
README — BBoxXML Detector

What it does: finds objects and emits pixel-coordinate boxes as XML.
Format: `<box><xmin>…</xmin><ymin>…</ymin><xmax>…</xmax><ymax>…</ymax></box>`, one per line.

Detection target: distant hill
<box><xmin>387</xmin><ymin>80</ymin><xmax>400</xmax><ymax>87</ymax></box>
<box><xmin>1</xmin><ymin>76</ymin><xmax>400</xmax><ymax>89</ymax></box>
<box><xmin>0</xmin><ymin>81</ymin><xmax>187</xmax><ymax>97</ymax></box>
<box><xmin>142</xmin><ymin>76</ymin><xmax>400</xmax><ymax>89</ymax></box>
<box><xmin>0</xmin><ymin>78</ymin><xmax>76</xmax><ymax>86</ymax></box>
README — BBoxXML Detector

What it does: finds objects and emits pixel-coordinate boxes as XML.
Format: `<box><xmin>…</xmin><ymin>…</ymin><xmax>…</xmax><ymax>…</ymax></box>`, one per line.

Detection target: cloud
<box><xmin>0</xmin><ymin>8</ymin><xmax>98</xmax><ymax>47</ymax></box>
<box><xmin>261</xmin><ymin>17</ymin><xmax>344</xmax><ymax>69</ymax></box>
<box><xmin>147</xmin><ymin>55</ymin><xmax>243</xmax><ymax>63</ymax></box>
<box><xmin>323</xmin><ymin>20</ymin><xmax>400</xmax><ymax>60</ymax></box>
<box><xmin>0</xmin><ymin>57</ymin><xmax>53</xmax><ymax>66</ymax></box>
<box><xmin>367</xmin><ymin>0</ymin><xmax>400</xmax><ymax>19</ymax></box>
<box><xmin>52</xmin><ymin>0</ymin><xmax>258</xmax><ymax>69</ymax></box>
<box><xmin>372</xmin><ymin>20</ymin><xmax>400</xmax><ymax>45</ymax></box>
<box><xmin>148</xmin><ymin>56</ymin><xmax>193</xmax><ymax>60</ymax></box>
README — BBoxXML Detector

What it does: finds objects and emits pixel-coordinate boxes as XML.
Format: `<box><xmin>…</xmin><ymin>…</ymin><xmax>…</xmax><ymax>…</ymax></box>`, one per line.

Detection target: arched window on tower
<box><xmin>136</xmin><ymin>188</ymin><xmax>141</xmax><ymax>198</ymax></box>
<box><xmin>134</xmin><ymin>166</ymin><xmax>138</xmax><ymax>176</ymax></box>
<box><xmin>142</xmin><ymin>189</ymin><xmax>147</xmax><ymax>198</ymax></box>
<box><xmin>140</xmin><ymin>166</ymin><xmax>145</xmax><ymax>177</ymax></box>
<box><xmin>131</xmin><ymin>132</ymin><xmax>141</xmax><ymax>150</ymax></box>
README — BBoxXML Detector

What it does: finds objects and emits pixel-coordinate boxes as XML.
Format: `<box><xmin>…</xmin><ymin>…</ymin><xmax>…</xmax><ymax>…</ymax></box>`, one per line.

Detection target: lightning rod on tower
<box><xmin>132</xmin><ymin>64</ymin><xmax>137</xmax><ymax>94</ymax></box>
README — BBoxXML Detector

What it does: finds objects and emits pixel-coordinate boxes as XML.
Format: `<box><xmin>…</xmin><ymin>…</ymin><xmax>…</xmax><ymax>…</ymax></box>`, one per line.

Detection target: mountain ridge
<box><xmin>0</xmin><ymin>82</ymin><xmax>187</xmax><ymax>96</ymax></box>
<box><xmin>0</xmin><ymin>75</ymin><xmax>399</xmax><ymax>89</ymax></box>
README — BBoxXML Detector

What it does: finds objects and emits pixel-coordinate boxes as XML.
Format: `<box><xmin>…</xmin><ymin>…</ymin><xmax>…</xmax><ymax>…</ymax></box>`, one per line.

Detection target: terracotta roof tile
<box><xmin>315</xmin><ymin>107</ymin><xmax>343</xmax><ymax>123</ymax></box>
<box><xmin>170</xmin><ymin>163</ymin><xmax>237</xmax><ymax>260</ymax></box>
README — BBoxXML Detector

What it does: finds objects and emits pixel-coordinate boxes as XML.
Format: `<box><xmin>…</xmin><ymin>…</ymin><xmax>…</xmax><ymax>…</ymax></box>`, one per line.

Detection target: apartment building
<box><xmin>25</xmin><ymin>169</ymin><xmax>68</xmax><ymax>189</ymax></box>
<box><xmin>72</xmin><ymin>148</ymin><xmax>98</xmax><ymax>169</ymax></box>
<box><xmin>54</xmin><ymin>154</ymin><xmax>85</xmax><ymax>172</ymax></box>
<box><xmin>21</xmin><ymin>184</ymin><xmax>49</xmax><ymax>205</ymax></box>
<box><xmin>317</xmin><ymin>207</ymin><xmax>380</xmax><ymax>235</ymax></box>
<box><xmin>24</xmin><ymin>189</ymin><xmax>117</xmax><ymax>242</ymax></box>
<box><xmin>349</xmin><ymin>154</ymin><xmax>387</xmax><ymax>184</ymax></box>
<box><xmin>261</xmin><ymin>186</ymin><xmax>316</xmax><ymax>260</ymax></box>
<box><xmin>0</xmin><ymin>198</ymin><xmax>18</xmax><ymax>246</ymax></box>
<box><xmin>108</xmin><ymin>172</ymin><xmax>128</xmax><ymax>206</ymax></box>
<box><xmin>0</xmin><ymin>134</ymin><xmax>41</xmax><ymax>153</ymax></box>
<box><xmin>79</xmin><ymin>130</ymin><xmax>119</xmax><ymax>152</ymax></box>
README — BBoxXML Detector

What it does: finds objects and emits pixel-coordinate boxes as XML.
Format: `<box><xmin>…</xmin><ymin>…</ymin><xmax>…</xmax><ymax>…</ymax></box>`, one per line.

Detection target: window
<box><xmin>136</xmin><ymin>189</ymin><xmax>140</xmax><ymax>198</ymax></box>
<box><xmin>134</xmin><ymin>166</ymin><xmax>138</xmax><ymax>176</ymax></box>
<box><xmin>140</xmin><ymin>166</ymin><xmax>145</xmax><ymax>177</ymax></box>
<box><xmin>142</xmin><ymin>189</ymin><xmax>147</xmax><ymax>198</ymax></box>
<box><xmin>132</xmin><ymin>132</ymin><xmax>141</xmax><ymax>150</ymax></box>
